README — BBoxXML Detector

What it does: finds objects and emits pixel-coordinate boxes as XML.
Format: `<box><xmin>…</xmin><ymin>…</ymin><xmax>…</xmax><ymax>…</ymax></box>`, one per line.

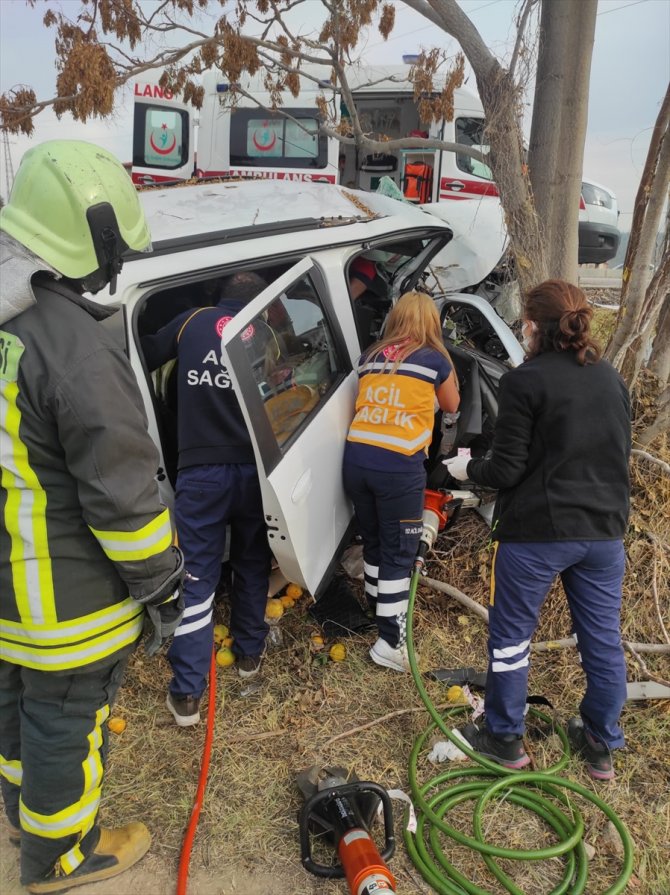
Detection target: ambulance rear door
<box><xmin>221</xmin><ymin>257</ymin><xmax>357</xmax><ymax>597</ymax></box>
<box><xmin>131</xmin><ymin>83</ymin><xmax>195</xmax><ymax>186</ymax></box>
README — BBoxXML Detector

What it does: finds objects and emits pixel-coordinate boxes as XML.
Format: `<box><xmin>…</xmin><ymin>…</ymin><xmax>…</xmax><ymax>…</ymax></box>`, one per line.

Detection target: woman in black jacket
<box><xmin>444</xmin><ymin>279</ymin><xmax>631</xmax><ymax>780</ymax></box>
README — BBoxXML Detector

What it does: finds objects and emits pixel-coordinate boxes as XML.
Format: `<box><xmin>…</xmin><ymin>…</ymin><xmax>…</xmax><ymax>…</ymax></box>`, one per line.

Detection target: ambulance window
<box><xmin>238</xmin><ymin>274</ymin><xmax>345</xmax><ymax>450</ymax></box>
<box><xmin>133</xmin><ymin>103</ymin><xmax>190</xmax><ymax>170</ymax></box>
<box><xmin>455</xmin><ymin>117</ymin><xmax>493</xmax><ymax>181</ymax></box>
<box><xmin>230</xmin><ymin>108</ymin><xmax>328</xmax><ymax>169</ymax></box>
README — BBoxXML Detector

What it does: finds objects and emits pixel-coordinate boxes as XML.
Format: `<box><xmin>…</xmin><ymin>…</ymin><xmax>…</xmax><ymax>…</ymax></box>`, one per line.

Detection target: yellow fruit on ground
<box><xmin>222</xmin><ymin>636</ymin><xmax>234</xmax><ymax>648</ymax></box>
<box><xmin>286</xmin><ymin>583</ymin><xmax>303</xmax><ymax>600</ymax></box>
<box><xmin>213</xmin><ymin>624</ymin><xmax>229</xmax><ymax>644</ymax></box>
<box><xmin>108</xmin><ymin>717</ymin><xmax>126</xmax><ymax>735</ymax></box>
<box><xmin>265</xmin><ymin>599</ymin><xmax>284</xmax><ymax>620</ymax></box>
<box><xmin>446</xmin><ymin>685</ymin><xmax>465</xmax><ymax>703</ymax></box>
<box><xmin>280</xmin><ymin>595</ymin><xmax>295</xmax><ymax>609</ymax></box>
<box><xmin>310</xmin><ymin>634</ymin><xmax>324</xmax><ymax>646</ymax></box>
<box><xmin>329</xmin><ymin>643</ymin><xmax>346</xmax><ymax>662</ymax></box>
<box><xmin>216</xmin><ymin>647</ymin><xmax>236</xmax><ymax>668</ymax></box>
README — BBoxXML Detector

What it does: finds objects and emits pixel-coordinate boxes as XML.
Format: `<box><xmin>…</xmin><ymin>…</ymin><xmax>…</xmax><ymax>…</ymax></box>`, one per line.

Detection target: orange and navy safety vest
<box><xmin>347</xmin><ymin>345</ymin><xmax>452</xmax><ymax>459</ymax></box>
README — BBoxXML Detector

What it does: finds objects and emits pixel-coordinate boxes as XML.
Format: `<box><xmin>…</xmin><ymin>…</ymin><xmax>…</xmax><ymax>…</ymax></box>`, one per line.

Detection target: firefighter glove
<box><xmin>442</xmin><ymin>455</ymin><xmax>471</xmax><ymax>482</ymax></box>
<box><xmin>144</xmin><ymin>590</ymin><xmax>184</xmax><ymax>657</ymax></box>
<box><xmin>132</xmin><ymin>546</ymin><xmax>185</xmax><ymax>655</ymax></box>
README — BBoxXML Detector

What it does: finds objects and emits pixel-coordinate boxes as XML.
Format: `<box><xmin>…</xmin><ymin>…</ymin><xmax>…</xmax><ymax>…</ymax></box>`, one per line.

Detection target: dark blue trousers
<box><xmin>485</xmin><ymin>540</ymin><xmax>627</xmax><ymax>749</ymax></box>
<box><xmin>168</xmin><ymin>463</ymin><xmax>271</xmax><ymax>698</ymax></box>
<box><xmin>343</xmin><ymin>462</ymin><xmax>425</xmax><ymax>647</ymax></box>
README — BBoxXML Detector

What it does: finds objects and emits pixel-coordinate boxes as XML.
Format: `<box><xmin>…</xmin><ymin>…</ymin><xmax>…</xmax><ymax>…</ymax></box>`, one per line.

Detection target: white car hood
<box><xmin>423</xmin><ymin>198</ymin><xmax>508</xmax><ymax>291</ymax></box>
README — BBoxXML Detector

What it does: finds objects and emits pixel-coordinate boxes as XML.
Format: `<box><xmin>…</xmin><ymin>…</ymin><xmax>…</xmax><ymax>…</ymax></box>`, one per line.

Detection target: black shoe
<box><xmin>567</xmin><ymin>717</ymin><xmax>614</xmax><ymax>781</ymax></box>
<box><xmin>166</xmin><ymin>692</ymin><xmax>200</xmax><ymax>727</ymax></box>
<box><xmin>238</xmin><ymin>654</ymin><xmax>264</xmax><ymax>679</ymax></box>
<box><xmin>460</xmin><ymin>723</ymin><xmax>531</xmax><ymax>770</ymax></box>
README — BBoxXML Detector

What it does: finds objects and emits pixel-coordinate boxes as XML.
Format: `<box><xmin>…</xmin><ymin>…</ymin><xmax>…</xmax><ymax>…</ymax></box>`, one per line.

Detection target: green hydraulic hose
<box><xmin>403</xmin><ymin>564</ymin><xmax>635</xmax><ymax>895</ymax></box>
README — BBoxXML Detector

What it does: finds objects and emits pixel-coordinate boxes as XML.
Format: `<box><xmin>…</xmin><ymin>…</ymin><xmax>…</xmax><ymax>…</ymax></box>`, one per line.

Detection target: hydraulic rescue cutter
<box><xmin>297</xmin><ymin>766</ymin><xmax>396</xmax><ymax>894</ymax></box>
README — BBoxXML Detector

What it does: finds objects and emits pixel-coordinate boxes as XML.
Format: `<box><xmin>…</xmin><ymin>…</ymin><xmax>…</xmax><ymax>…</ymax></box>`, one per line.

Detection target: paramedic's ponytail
<box><xmin>523</xmin><ymin>279</ymin><xmax>601</xmax><ymax>365</ymax></box>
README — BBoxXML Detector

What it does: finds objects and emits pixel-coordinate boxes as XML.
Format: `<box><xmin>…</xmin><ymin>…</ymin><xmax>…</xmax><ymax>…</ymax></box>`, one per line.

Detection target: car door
<box><xmin>221</xmin><ymin>257</ymin><xmax>357</xmax><ymax>597</ymax></box>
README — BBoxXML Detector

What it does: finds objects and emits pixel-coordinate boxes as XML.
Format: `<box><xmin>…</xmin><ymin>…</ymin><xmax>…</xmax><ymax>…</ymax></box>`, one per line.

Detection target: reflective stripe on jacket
<box><xmin>347</xmin><ymin>354</ymin><xmax>442</xmax><ymax>456</ymax></box>
<box><xmin>1</xmin><ymin>273</ymin><xmax>177</xmax><ymax>670</ymax></box>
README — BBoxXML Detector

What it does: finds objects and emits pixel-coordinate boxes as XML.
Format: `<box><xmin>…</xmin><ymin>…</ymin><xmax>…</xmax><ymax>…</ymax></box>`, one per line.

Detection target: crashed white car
<box><xmin>94</xmin><ymin>180</ymin><xmax>523</xmax><ymax>596</ymax></box>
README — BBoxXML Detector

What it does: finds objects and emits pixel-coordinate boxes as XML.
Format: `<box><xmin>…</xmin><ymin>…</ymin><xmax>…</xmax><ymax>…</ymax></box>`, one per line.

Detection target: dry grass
<box><xmin>90</xmin><ymin>420</ymin><xmax>670</xmax><ymax>895</ymax></box>
<box><xmin>62</xmin><ymin>370</ymin><xmax>670</xmax><ymax>895</ymax></box>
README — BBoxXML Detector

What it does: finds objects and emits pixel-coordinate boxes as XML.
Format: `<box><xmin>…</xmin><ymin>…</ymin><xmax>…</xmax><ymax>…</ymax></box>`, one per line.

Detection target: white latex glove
<box><xmin>442</xmin><ymin>455</ymin><xmax>471</xmax><ymax>481</ymax></box>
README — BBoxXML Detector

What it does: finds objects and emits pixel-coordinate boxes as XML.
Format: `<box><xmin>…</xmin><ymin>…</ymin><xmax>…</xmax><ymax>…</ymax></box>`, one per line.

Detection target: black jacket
<box><xmin>467</xmin><ymin>351</ymin><xmax>631</xmax><ymax>542</ymax></box>
<box><xmin>142</xmin><ymin>300</ymin><xmax>273</xmax><ymax>469</ymax></box>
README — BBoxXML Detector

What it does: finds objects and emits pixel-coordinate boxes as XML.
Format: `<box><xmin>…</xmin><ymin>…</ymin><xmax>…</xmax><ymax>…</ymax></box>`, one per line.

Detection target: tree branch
<box><xmin>631</xmin><ymin>448</ymin><xmax>670</xmax><ymax>476</ymax></box>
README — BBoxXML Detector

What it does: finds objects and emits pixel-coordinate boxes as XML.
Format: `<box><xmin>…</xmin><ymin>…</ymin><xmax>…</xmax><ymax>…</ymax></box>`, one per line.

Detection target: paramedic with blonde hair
<box><xmin>343</xmin><ymin>291</ymin><xmax>460</xmax><ymax>672</ymax></box>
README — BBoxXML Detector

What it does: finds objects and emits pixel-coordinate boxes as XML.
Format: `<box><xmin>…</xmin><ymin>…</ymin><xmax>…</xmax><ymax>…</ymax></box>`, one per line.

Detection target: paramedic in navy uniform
<box><xmin>444</xmin><ymin>279</ymin><xmax>631</xmax><ymax>781</ymax></box>
<box><xmin>344</xmin><ymin>291</ymin><xmax>460</xmax><ymax>672</ymax></box>
<box><xmin>142</xmin><ymin>272</ymin><xmax>272</xmax><ymax>727</ymax></box>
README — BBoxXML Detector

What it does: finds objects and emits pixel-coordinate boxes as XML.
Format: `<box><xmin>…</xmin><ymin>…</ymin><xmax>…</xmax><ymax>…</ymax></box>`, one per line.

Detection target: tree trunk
<box><xmin>527</xmin><ymin>0</ymin><xmax>597</xmax><ymax>282</ymax></box>
<box><xmin>408</xmin><ymin>0</ymin><xmax>549</xmax><ymax>292</ymax></box>
<box><xmin>477</xmin><ymin>65</ymin><xmax>549</xmax><ymax>293</ymax></box>
<box><xmin>605</xmin><ymin>84</ymin><xmax>670</xmax><ymax>379</ymax></box>
<box><xmin>648</xmin><ymin>293</ymin><xmax>670</xmax><ymax>386</ymax></box>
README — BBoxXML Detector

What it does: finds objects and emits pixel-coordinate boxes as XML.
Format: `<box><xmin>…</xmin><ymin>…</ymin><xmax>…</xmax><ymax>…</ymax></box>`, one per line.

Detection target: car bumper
<box><xmin>578</xmin><ymin>221</ymin><xmax>620</xmax><ymax>265</ymax></box>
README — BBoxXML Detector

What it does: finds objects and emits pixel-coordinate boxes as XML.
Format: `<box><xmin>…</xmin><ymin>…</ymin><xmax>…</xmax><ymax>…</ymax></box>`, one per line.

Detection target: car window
<box><xmin>238</xmin><ymin>274</ymin><xmax>345</xmax><ymax>449</ymax></box>
<box><xmin>230</xmin><ymin>108</ymin><xmax>328</xmax><ymax>169</ymax></box>
<box><xmin>581</xmin><ymin>182</ymin><xmax>613</xmax><ymax>209</ymax></box>
<box><xmin>133</xmin><ymin>104</ymin><xmax>189</xmax><ymax>170</ymax></box>
<box><xmin>455</xmin><ymin>117</ymin><xmax>493</xmax><ymax>181</ymax></box>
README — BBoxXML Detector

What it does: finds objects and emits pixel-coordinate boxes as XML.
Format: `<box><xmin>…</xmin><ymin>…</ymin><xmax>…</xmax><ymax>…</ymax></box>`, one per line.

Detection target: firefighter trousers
<box><xmin>485</xmin><ymin>539</ymin><xmax>627</xmax><ymax>749</ymax></box>
<box><xmin>168</xmin><ymin>463</ymin><xmax>271</xmax><ymax>698</ymax></box>
<box><xmin>343</xmin><ymin>462</ymin><xmax>425</xmax><ymax>647</ymax></box>
<box><xmin>0</xmin><ymin>656</ymin><xmax>129</xmax><ymax>885</ymax></box>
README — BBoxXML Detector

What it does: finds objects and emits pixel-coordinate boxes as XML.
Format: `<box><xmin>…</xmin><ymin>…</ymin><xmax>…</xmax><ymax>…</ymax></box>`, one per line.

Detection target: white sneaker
<box><xmin>369</xmin><ymin>637</ymin><xmax>412</xmax><ymax>673</ymax></box>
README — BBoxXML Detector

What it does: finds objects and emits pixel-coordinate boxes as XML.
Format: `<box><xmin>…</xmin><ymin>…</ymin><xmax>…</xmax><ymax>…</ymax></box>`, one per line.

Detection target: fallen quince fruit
<box><xmin>213</xmin><ymin>624</ymin><xmax>229</xmax><ymax>644</ymax></box>
<box><xmin>329</xmin><ymin>643</ymin><xmax>346</xmax><ymax>662</ymax></box>
<box><xmin>265</xmin><ymin>599</ymin><xmax>284</xmax><ymax>621</ymax></box>
<box><xmin>216</xmin><ymin>647</ymin><xmax>236</xmax><ymax>668</ymax></box>
<box><xmin>286</xmin><ymin>583</ymin><xmax>303</xmax><ymax>601</ymax></box>
<box><xmin>108</xmin><ymin>717</ymin><xmax>127</xmax><ymax>735</ymax></box>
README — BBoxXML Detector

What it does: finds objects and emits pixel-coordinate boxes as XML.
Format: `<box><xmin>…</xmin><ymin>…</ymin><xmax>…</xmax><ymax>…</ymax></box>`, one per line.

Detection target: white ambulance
<box><xmin>131</xmin><ymin>64</ymin><xmax>494</xmax><ymax>203</ymax></box>
<box><xmin>96</xmin><ymin>178</ymin><xmax>522</xmax><ymax>597</ymax></box>
<box><xmin>130</xmin><ymin>65</ymin><xmax>620</xmax><ymax>264</ymax></box>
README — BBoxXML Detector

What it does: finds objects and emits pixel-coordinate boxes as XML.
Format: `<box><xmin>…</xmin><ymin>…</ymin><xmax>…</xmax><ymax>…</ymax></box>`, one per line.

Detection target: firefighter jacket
<box><xmin>1</xmin><ymin>242</ymin><xmax>179</xmax><ymax>672</ymax></box>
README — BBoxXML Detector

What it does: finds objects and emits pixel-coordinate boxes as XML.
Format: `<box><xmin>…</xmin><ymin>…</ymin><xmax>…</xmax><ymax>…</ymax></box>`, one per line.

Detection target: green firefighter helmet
<box><xmin>0</xmin><ymin>140</ymin><xmax>151</xmax><ymax>293</ymax></box>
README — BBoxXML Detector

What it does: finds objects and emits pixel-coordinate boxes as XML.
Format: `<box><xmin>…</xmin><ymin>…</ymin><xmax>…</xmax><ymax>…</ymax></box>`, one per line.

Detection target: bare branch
<box><xmin>509</xmin><ymin>0</ymin><xmax>537</xmax><ymax>81</ymax></box>
<box><xmin>631</xmin><ymin>448</ymin><xmax>670</xmax><ymax>476</ymax></box>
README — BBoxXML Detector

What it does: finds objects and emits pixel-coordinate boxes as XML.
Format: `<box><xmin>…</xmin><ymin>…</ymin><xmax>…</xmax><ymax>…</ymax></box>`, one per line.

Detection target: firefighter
<box><xmin>444</xmin><ymin>279</ymin><xmax>631</xmax><ymax>780</ymax></box>
<box><xmin>0</xmin><ymin>141</ymin><xmax>184</xmax><ymax>892</ymax></box>
<box><xmin>343</xmin><ymin>291</ymin><xmax>460</xmax><ymax>672</ymax></box>
<box><xmin>142</xmin><ymin>272</ymin><xmax>272</xmax><ymax>728</ymax></box>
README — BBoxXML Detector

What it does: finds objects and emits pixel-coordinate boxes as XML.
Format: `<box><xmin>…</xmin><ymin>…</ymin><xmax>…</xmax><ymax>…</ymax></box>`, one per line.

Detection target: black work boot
<box><xmin>166</xmin><ymin>691</ymin><xmax>201</xmax><ymax>727</ymax></box>
<box><xmin>567</xmin><ymin>717</ymin><xmax>614</xmax><ymax>781</ymax></box>
<box><xmin>460</xmin><ymin>722</ymin><xmax>531</xmax><ymax>770</ymax></box>
<box><xmin>26</xmin><ymin>823</ymin><xmax>151</xmax><ymax>893</ymax></box>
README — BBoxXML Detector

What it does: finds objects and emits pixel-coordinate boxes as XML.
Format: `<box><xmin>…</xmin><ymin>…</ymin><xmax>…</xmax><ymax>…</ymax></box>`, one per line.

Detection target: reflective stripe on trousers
<box><xmin>343</xmin><ymin>462</ymin><xmax>425</xmax><ymax>648</ymax></box>
<box><xmin>0</xmin><ymin>656</ymin><xmax>129</xmax><ymax>885</ymax></box>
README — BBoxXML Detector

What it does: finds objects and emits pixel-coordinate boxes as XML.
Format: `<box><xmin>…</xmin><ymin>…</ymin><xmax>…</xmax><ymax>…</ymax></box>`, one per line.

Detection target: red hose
<box><xmin>176</xmin><ymin>648</ymin><xmax>217</xmax><ymax>895</ymax></box>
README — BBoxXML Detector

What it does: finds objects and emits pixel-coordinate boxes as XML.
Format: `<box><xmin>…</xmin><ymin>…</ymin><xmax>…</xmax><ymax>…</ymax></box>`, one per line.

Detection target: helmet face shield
<box><xmin>0</xmin><ymin>140</ymin><xmax>151</xmax><ymax>289</ymax></box>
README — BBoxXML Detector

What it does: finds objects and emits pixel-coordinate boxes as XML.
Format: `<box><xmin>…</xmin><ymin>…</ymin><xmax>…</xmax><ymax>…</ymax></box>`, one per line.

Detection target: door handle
<box><xmin>448</xmin><ymin>180</ymin><xmax>465</xmax><ymax>192</ymax></box>
<box><xmin>291</xmin><ymin>470</ymin><xmax>313</xmax><ymax>504</ymax></box>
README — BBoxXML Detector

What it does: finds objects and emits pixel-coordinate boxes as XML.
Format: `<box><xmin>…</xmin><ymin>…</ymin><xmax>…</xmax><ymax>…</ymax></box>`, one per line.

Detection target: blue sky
<box><xmin>1</xmin><ymin>0</ymin><xmax>668</xmax><ymax>227</ymax></box>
